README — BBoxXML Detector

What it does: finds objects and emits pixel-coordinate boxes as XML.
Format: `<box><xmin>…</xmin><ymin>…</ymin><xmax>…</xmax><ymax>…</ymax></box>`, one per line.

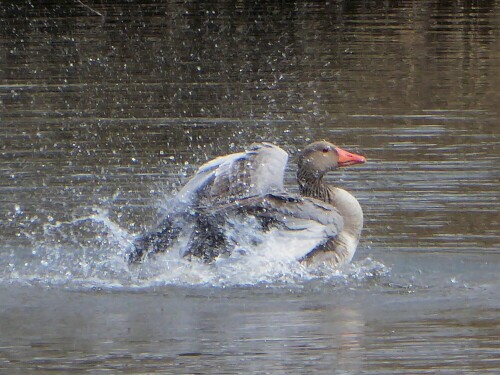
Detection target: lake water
<box><xmin>1</xmin><ymin>1</ymin><xmax>499</xmax><ymax>373</ymax></box>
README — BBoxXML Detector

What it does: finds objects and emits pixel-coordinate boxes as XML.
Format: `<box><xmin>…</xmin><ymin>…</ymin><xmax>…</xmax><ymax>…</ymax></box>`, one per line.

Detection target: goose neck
<box><xmin>297</xmin><ymin>169</ymin><xmax>332</xmax><ymax>203</ymax></box>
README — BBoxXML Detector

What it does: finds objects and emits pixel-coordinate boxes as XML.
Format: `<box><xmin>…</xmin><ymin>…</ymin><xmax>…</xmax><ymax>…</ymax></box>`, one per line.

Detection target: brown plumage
<box><xmin>296</xmin><ymin>141</ymin><xmax>366</xmax><ymax>264</ymax></box>
<box><xmin>129</xmin><ymin>141</ymin><xmax>366</xmax><ymax>265</ymax></box>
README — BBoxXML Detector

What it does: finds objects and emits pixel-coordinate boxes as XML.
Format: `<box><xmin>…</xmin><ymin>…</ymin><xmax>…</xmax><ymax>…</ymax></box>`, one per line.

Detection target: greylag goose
<box><xmin>128</xmin><ymin>141</ymin><xmax>366</xmax><ymax>265</ymax></box>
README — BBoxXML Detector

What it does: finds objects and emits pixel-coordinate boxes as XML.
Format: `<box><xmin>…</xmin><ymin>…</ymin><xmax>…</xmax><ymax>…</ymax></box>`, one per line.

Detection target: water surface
<box><xmin>1</xmin><ymin>1</ymin><xmax>499</xmax><ymax>373</ymax></box>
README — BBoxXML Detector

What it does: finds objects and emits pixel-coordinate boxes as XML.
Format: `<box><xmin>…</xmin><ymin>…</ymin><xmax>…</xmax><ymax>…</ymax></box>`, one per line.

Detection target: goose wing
<box><xmin>207</xmin><ymin>193</ymin><xmax>344</xmax><ymax>261</ymax></box>
<box><xmin>176</xmin><ymin>143</ymin><xmax>289</xmax><ymax>206</ymax></box>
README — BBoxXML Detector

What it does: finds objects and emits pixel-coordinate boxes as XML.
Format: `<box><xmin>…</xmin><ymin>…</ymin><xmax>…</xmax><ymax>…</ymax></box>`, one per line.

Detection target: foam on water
<box><xmin>0</xmin><ymin>203</ymin><xmax>390</xmax><ymax>290</ymax></box>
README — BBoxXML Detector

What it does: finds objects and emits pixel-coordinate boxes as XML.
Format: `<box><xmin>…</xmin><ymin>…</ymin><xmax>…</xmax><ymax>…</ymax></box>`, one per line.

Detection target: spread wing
<box><xmin>128</xmin><ymin>193</ymin><xmax>344</xmax><ymax>263</ymax></box>
<box><xmin>206</xmin><ymin>193</ymin><xmax>344</xmax><ymax>261</ymax></box>
<box><xmin>176</xmin><ymin>143</ymin><xmax>289</xmax><ymax>206</ymax></box>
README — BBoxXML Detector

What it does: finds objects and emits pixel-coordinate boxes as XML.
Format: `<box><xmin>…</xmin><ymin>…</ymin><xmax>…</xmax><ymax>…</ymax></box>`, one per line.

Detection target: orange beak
<box><xmin>336</xmin><ymin>146</ymin><xmax>367</xmax><ymax>167</ymax></box>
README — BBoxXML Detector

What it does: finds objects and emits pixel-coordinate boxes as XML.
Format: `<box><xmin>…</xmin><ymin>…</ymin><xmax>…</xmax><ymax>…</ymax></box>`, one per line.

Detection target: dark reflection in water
<box><xmin>0</xmin><ymin>1</ymin><xmax>499</xmax><ymax>374</ymax></box>
<box><xmin>2</xmin><ymin>1</ymin><xmax>499</xmax><ymax>119</ymax></box>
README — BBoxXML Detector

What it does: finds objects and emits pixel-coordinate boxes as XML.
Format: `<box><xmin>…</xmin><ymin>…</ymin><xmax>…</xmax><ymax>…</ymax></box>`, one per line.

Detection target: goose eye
<box><xmin>322</xmin><ymin>147</ymin><xmax>330</xmax><ymax>153</ymax></box>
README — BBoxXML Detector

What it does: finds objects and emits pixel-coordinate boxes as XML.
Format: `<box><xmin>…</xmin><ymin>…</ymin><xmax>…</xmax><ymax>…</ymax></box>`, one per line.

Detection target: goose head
<box><xmin>297</xmin><ymin>141</ymin><xmax>366</xmax><ymax>179</ymax></box>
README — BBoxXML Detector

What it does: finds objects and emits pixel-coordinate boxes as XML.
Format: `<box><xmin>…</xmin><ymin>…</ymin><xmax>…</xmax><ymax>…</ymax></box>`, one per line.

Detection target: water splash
<box><xmin>0</xmin><ymin>205</ymin><xmax>390</xmax><ymax>290</ymax></box>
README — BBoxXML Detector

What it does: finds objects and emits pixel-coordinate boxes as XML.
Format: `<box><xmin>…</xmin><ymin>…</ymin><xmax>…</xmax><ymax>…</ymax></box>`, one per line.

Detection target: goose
<box><xmin>128</xmin><ymin>141</ymin><xmax>366</xmax><ymax>266</ymax></box>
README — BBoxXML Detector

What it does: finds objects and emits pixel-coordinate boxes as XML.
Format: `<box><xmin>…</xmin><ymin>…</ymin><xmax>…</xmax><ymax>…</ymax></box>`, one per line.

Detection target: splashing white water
<box><xmin>0</xmin><ymin>206</ymin><xmax>389</xmax><ymax>290</ymax></box>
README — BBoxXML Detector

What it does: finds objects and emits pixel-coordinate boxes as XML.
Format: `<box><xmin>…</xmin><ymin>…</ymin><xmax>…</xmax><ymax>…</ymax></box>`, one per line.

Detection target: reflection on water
<box><xmin>0</xmin><ymin>285</ymin><xmax>498</xmax><ymax>374</ymax></box>
<box><xmin>1</xmin><ymin>1</ymin><xmax>499</xmax><ymax>373</ymax></box>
